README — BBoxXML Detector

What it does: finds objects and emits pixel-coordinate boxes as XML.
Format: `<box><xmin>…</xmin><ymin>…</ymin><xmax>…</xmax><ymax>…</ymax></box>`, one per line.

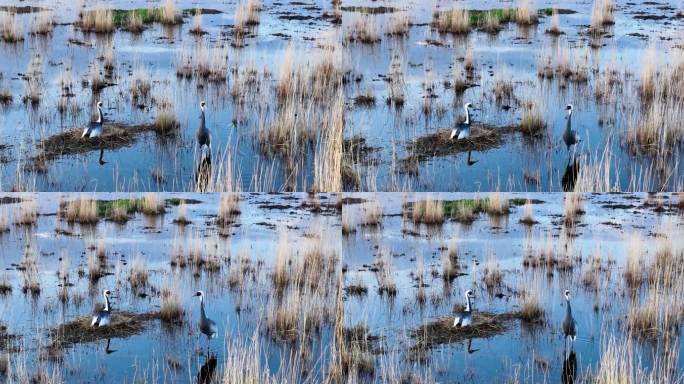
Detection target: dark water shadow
<box><xmin>562</xmin><ymin>156</ymin><xmax>579</xmax><ymax>192</ymax></box>
<box><xmin>197</xmin><ymin>353</ymin><xmax>217</xmax><ymax>384</ymax></box>
<box><xmin>561</xmin><ymin>351</ymin><xmax>577</xmax><ymax>384</ymax></box>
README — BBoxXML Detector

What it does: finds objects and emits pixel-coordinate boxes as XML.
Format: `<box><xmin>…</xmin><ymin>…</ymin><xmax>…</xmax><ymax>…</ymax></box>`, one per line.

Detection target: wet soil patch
<box><xmin>0</xmin><ymin>5</ymin><xmax>47</xmax><ymax>13</ymax></box>
<box><xmin>341</xmin><ymin>197</ymin><xmax>367</xmax><ymax>205</ymax></box>
<box><xmin>278</xmin><ymin>13</ymin><xmax>315</xmax><ymax>21</ymax></box>
<box><xmin>341</xmin><ymin>6</ymin><xmax>400</xmax><ymax>14</ymax></box>
<box><xmin>0</xmin><ymin>196</ymin><xmax>24</xmax><ymax>205</ymax></box>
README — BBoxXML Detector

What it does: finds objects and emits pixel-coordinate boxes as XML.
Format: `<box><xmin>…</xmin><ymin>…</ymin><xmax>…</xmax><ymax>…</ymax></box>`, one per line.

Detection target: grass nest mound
<box><xmin>403</xmin><ymin>125</ymin><xmax>519</xmax><ymax>163</ymax></box>
<box><xmin>411</xmin><ymin>312</ymin><xmax>520</xmax><ymax>347</ymax></box>
<box><xmin>49</xmin><ymin>311</ymin><xmax>161</xmax><ymax>349</ymax></box>
<box><xmin>36</xmin><ymin>124</ymin><xmax>157</xmax><ymax>161</ymax></box>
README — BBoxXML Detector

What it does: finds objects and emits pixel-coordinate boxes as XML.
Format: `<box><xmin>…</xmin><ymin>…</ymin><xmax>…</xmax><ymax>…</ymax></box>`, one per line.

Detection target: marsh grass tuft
<box><xmin>0</xmin><ymin>12</ymin><xmax>23</xmax><ymax>42</ymax></box>
<box><xmin>154</xmin><ymin>98</ymin><xmax>179</xmax><ymax>133</ymax></box>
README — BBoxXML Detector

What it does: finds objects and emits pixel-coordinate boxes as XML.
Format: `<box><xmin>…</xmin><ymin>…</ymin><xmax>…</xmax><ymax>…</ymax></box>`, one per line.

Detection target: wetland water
<box><xmin>2</xmin><ymin>0</ymin><xmax>684</xmax><ymax>192</ymax></box>
<box><xmin>0</xmin><ymin>0</ymin><xmax>340</xmax><ymax>192</ymax></box>
<box><xmin>0</xmin><ymin>192</ymin><xmax>341</xmax><ymax>382</ymax></box>
<box><xmin>343</xmin><ymin>0</ymin><xmax>684</xmax><ymax>192</ymax></box>
<box><xmin>342</xmin><ymin>192</ymin><xmax>684</xmax><ymax>382</ymax></box>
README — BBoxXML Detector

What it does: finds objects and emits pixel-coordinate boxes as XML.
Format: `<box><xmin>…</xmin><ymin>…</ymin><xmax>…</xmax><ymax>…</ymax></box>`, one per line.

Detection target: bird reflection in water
<box><xmin>197</xmin><ymin>353</ymin><xmax>217</xmax><ymax>384</ymax></box>
<box><xmin>104</xmin><ymin>338</ymin><xmax>116</xmax><ymax>354</ymax></box>
<box><xmin>561</xmin><ymin>351</ymin><xmax>577</xmax><ymax>384</ymax></box>
<box><xmin>562</xmin><ymin>155</ymin><xmax>580</xmax><ymax>192</ymax></box>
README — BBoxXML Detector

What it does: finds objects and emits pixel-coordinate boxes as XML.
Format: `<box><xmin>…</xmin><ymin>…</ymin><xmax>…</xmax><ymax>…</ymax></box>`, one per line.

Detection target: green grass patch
<box><xmin>166</xmin><ymin>198</ymin><xmax>203</xmax><ymax>206</ymax></box>
<box><xmin>439</xmin><ymin>8</ymin><xmax>557</xmax><ymax>26</ymax></box>
<box><xmin>94</xmin><ymin>198</ymin><xmax>197</xmax><ymax>217</ymax></box>
<box><xmin>105</xmin><ymin>8</ymin><xmax>207</xmax><ymax>27</ymax></box>
<box><xmin>405</xmin><ymin>198</ymin><xmax>542</xmax><ymax>219</ymax></box>
<box><xmin>95</xmin><ymin>199</ymin><xmax>145</xmax><ymax>217</ymax></box>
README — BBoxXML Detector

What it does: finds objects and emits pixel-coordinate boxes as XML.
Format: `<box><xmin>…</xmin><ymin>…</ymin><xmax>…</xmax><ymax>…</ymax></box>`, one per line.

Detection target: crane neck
<box><xmin>464</xmin><ymin>106</ymin><xmax>470</xmax><ymax>125</ymax></box>
<box><xmin>104</xmin><ymin>293</ymin><xmax>110</xmax><ymax>312</ymax></box>
<box><xmin>465</xmin><ymin>295</ymin><xmax>471</xmax><ymax>312</ymax></box>
<box><xmin>96</xmin><ymin>106</ymin><xmax>103</xmax><ymax>123</ymax></box>
<box><xmin>565</xmin><ymin>297</ymin><xmax>572</xmax><ymax>316</ymax></box>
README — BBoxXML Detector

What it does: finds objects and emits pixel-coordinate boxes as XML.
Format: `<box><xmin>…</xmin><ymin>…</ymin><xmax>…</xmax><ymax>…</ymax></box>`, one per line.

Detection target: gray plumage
<box><xmin>562</xmin><ymin>104</ymin><xmax>578</xmax><ymax>150</ymax></box>
<box><xmin>453</xmin><ymin>289</ymin><xmax>475</xmax><ymax>327</ymax></box>
<box><xmin>197</xmin><ymin>101</ymin><xmax>211</xmax><ymax>160</ymax></box>
<box><xmin>450</xmin><ymin>103</ymin><xmax>473</xmax><ymax>140</ymax></box>
<box><xmin>562</xmin><ymin>290</ymin><xmax>577</xmax><ymax>346</ymax></box>
<box><xmin>91</xmin><ymin>289</ymin><xmax>112</xmax><ymax>327</ymax></box>
<box><xmin>83</xmin><ymin>101</ymin><xmax>104</xmax><ymax>138</ymax></box>
<box><xmin>196</xmin><ymin>291</ymin><xmax>217</xmax><ymax>339</ymax></box>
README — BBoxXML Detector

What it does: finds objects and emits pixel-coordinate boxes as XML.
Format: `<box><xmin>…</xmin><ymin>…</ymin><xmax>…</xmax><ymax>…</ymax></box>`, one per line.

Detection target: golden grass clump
<box><xmin>173</xmin><ymin>203</ymin><xmax>191</xmax><ymax>225</ymax></box>
<box><xmin>493</xmin><ymin>65</ymin><xmax>514</xmax><ymax>102</ymax></box>
<box><xmin>195</xmin><ymin>43</ymin><xmax>228</xmax><ymax>81</ymax></box>
<box><xmin>342</xmin><ymin>209</ymin><xmax>356</xmax><ymax>235</ymax></box>
<box><xmin>520</xmin><ymin>101</ymin><xmax>546</xmax><ymax>136</ymax></box>
<box><xmin>442</xmin><ymin>248</ymin><xmax>459</xmax><ymax>282</ymax></box>
<box><xmin>160</xmin><ymin>285</ymin><xmax>184</xmax><ymax>323</ymax></box>
<box><xmin>483</xmin><ymin>255</ymin><xmax>503</xmax><ymax>289</ymax></box>
<box><xmin>189</xmin><ymin>9</ymin><xmax>203</xmax><ymax>34</ymax></box>
<box><xmin>519</xmin><ymin>282</ymin><xmax>544</xmax><ymax>323</ymax></box>
<box><xmin>519</xmin><ymin>200</ymin><xmax>536</xmax><ymax>224</ymax></box>
<box><xmin>434</xmin><ymin>7</ymin><xmax>470</xmax><ymax>34</ymax></box>
<box><xmin>0</xmin><ymin>12</ymin><xmax>24</xmax><ymax>42</ymax></box>
<box><xmin>480</xmin><ymin>11</ymin><xmax>501</xmax><ymax>34</ymax></box>
<box><xmin>217</xmin><ymin>193</ymin><xmax>241</xmax><ymax>226</ymax></box>
<box><xmin>375</xmin><ymin>248</ymin><xmax>397</xmax><ymax>296</ymax></box>
<box><xmin>141</xmin><ymin>193</ymin><xmax>165</xmax><ymax>215</ymax></box>
<box><xmin>267</xmin><ymin>287</ymin><xmax>300</xmax><ymax>341</ymax></box>
<box><xmin>486</xmin><ymin>192</ymin><xmax>509</xmax><ymax>215</ymax></box>
<box><xmin>625</xmin><ymin>233</ymin><xmax>643</xmax><ymax>287</ymax></box>
<box><xmin>639</xmin><ymin>43</ymin><xmax>657</xmax><ymax>99</ymax></box>
<box><xmin>128</xmin><ymin>255</ymin><xmax>149</xmax><ymax>289</ymax></box>
<box><xmin>361</xmin><ymin>200</ymin><xmax>382</xmax><ymax>226</ymax></box>
<box><xmin>0</xmin><ymin>209</ymin><xmax>8</xmax><ymax>233</ymax></box>
<box><xmin>109</xmin><ymin>205</ymin><xmax>130</xmax><ymax>223</ymax></box>
<box><xmin>79</xmin><ymin>6</ymin><xmax>114</xmax><ymax>33</ymax></box>
<box><xmin>516</xmin><ymin>0</ymin><xmax>538</xmax><ymax>25</ymax></box>
<box><xmin>14</xmin><ymin>201</ymin><xmax>38</xmax><ymax>226</ymax></box>
<box><xmin>87</xmin><ymin>252</ymin><xmax>104</xmax><ymax>282</ymax></box>
<box><xmin>313</xmin><ymin>89</ymin><xmax>345</xmax><ymax>192</ymax></box>
<box><xmin>234</xmin><ymin>0</ymin><xmax>261</xmax><ymax>34</ymax></box>
<box><xmin>564</xmin><ymin>193</ymin><xmax>584</xmax><ymax>224</ymax></box>
<box><xmin>131</xmin><ymin>66</ymin><xmax>152</xmax><ymax>102</ymax></box>
<box><xmin>30</xmin><ymin>11</ymin><xmax>55</xmax><ymax>35</ymax></box>
<box><xmin>273</xmin><ymin>231</ymin><xmax>290</xmax><ymax>291</ymax></box>
<box><xmin>161</xmin><ymin>0</ymin><xmax>182</xmax><ymax>25</ymax></box>
<box><xmin>346</xmin><ymin>15</ymin><xmax>380</xmax><ymax>43</ymax></box>
<box><xmin>127</xmin><ymin>11</ymin><xmax>144</xmax><ymax>33</ymax></box>
<box><xmin>411</xmin><ymin>198</ymin><xmax>444</xmax><ymax>224</ymax></box>
<box><xmin>386</xmin><ymin>12</ymin><xmax>410</xmax><ymax>36</ymax></box>
<box><xmin>0</xmin><ymin>272</ymin><xmax>12</xmax><ymax>294</ymax></box>
<box><xmin>452</xmin><ymin>60</ymin><xmax>468</xmax><ymax>93</ymax></box>
<box><xmin>546</xmin><ymin>9</ymin><xmax>561</xmax><ymax>35</ymax></box>
<box><xmin>387</xmin><ymin>53</ymin><xmax>405</xmax><ymax>105</ymax></box>
<box><xmin>62</xmin><ymin>197</ymin><xmax>98</xmax><ymax>224</ymax></box>
<box><xmin>154</xmin><ymin>98</ymin><xmax>179</xmax><ymax>133</ymax></box>
<box><xmin>590</xmin><ymin>0</ymin><xmax>615</xmax><ymax>36</ymax></box>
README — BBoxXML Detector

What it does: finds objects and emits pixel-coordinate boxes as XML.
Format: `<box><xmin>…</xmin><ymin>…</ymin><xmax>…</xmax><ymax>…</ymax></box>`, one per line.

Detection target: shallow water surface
<box><xmin>0</xmin><ymin>192</ymin><xmax>341</xmax><ymax>382</ymax></box>
<box><xmin>342</xmin><ymin>192</ymin><xmax>684</xmax><ymax>382</ymax></box>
